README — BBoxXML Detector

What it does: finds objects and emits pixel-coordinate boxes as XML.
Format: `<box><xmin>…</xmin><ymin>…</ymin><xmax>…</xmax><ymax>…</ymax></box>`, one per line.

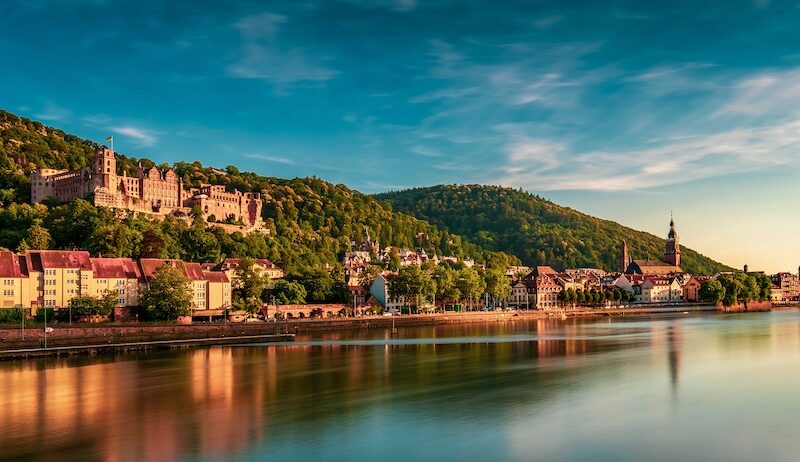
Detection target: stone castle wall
<box><xmin>31</xmin><ymin>148</ymin><xmax>264</xmax><ymax>229</ymax></box>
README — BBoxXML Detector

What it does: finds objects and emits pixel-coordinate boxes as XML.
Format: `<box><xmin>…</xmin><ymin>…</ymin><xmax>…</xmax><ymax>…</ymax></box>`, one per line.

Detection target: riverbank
<box><xmin>0</xmin><ymin>303</ymin><xmax>727</xmax><ymax>356</ymax></box>
<box><xmin>0</xmin><ymin>334</ymin><xmax>295</xmax><ymax>360</ymax></box>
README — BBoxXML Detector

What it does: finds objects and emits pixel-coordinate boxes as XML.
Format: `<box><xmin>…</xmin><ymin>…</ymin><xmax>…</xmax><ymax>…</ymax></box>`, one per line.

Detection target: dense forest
<box><xmin>376</xmin><ymin>185</ymin><xmax>733</xmax><ymax>275</ymax></box>
<box><xmin>0</xmin><ymin>110</ymin><xmax>517</xmax><ymax>304</ymax></box>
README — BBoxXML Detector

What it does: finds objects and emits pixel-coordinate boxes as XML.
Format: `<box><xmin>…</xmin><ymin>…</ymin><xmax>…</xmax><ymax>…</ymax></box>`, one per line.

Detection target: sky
<box><xmin>1</xmin><ymin>0</ymin><xmax>799</xmax><ymax>272</ymax></box>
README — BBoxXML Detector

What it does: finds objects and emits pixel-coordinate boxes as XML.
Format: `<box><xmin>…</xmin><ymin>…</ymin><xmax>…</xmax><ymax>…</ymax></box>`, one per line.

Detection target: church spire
<box><xmin>664</xmin><ymin>214</ymin><xmax>681</xmax><ymax>268</ymax></box>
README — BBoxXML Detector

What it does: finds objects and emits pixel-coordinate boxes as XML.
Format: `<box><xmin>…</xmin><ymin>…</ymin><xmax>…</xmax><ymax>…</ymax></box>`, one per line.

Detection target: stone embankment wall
<box><xmin>0</xmin><ymin>304</ymin><xmax>727</xmax><ymax>350</ymax></box>
<box><xmin>716</xmin><ymin>300</ymin><xmax>773</xmax><ymax>312</ymax></box>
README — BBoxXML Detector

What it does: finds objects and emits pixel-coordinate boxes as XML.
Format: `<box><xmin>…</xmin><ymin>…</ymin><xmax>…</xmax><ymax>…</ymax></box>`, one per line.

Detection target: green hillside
<box><xmin>376</xmin><ymin>185</ymin><xmax>733</xmax><ymax>275</ymax></box>
<box><xmin>0</xmin><ymin>110</ymin><xmax>516</xmax><ymax>287</ymax></box>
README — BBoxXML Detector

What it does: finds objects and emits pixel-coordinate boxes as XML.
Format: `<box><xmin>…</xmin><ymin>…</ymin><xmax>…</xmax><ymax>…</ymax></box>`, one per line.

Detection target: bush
<box><xmin>0</xmin><ymin>308</ymin><xmax>24</xmax><ymax>323</ymax></box>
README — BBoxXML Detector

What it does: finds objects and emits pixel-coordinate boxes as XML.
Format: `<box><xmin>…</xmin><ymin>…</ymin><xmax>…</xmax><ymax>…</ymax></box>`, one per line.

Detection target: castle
<box><xmin>31</xmin><ymin>147</ymin><xmax>264</xmax><ymax>229</ymax></box>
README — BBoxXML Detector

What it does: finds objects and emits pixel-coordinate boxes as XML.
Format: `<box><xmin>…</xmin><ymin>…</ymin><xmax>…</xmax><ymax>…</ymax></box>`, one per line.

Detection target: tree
<box><xmin>753</xmin><ymin>273</ymin><xmax>773</xmax><ymax>301</ymax></box>
<box><xmin>484</xmin><ymin>268</ymin><xmax>512</xmax><ymax>308</ymax></box>
<box><xmin>699</xmin><ymin>279</ymin><xmax>725</xmax><ymax>304</ymax></box>
<box><xmin>389</xmin><ymin>266</ymin><xmax>435</xmax><ymax>312</ymax></box>
<box><xmin>296</xmin><ymin>267</ymin><xmax>335</xmax><ymax>302</ymax></box>
<box><xmin>232</xmin><ymin>258</ymin><xmax>267</xmax><ymax>314</ymax></box>
<box><xmin>455</xmin><ymin>267</ymin><xmax>485</xmax><ymax>310</ymax></box>
<box><xmin>23</xmin><ymin>222</ymin><xmax>51</xmax><ymax>250</ymax></box>
<box><xmin>433</xmin><ymin>265</ymin><xmax>460</xmax><ymax>310</ymax></box>
<box><xmin>67</xmin><ymin>293</ymin><xmax>116</xmax><ymax>321</ymax></box>
<box><xmin>141</xmin><ymin>264</ymin><xmax>193</xmax><ymax>320</ymax></box>
<box><xmin>272</xmin><ymin>280</ymin><xmax>307</xmax><ymax>304</ymax></box>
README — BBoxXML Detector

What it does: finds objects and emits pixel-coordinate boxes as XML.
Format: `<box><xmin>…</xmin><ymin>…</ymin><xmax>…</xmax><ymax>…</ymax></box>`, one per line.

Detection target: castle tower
<box><xmin>620</xmin><ymin>241</ymin><xmax>630</xmax><ymax>273</ymax></box>
<box><xmin>93</xmin><ymin>147</ymin><xmax>117</xmax><ymax>190</ymax></box>
<box><xmin>664</xmin><ymin>215</ymin><xmax>681</xmax><ymax>268</ymax></box>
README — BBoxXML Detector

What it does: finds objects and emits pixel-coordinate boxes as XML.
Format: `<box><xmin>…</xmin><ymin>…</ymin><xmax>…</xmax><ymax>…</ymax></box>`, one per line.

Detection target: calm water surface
<box><xmin>3</xmin><ymin>311</ymin><xmax>800</xmax><ymax>461</ymax></box>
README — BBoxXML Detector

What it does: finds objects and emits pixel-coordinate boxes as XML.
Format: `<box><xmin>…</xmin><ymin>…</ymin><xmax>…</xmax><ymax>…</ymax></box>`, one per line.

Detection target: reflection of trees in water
<box><xmin>0</xmin><ymin>319</ymin><xmax>658</xmax><ymax>461</ymax></box>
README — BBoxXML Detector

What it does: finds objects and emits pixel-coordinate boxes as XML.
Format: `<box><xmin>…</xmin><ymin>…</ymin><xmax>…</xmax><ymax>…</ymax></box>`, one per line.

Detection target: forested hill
<box><xmin>376</xmin><ymin>185</ymin><xmax>734</xmax><ymax>275</ymax></box>
<box><xmin>0</xmin><ymin>110</ymin><xmax>517</xmax><ymax>279</ymax></box>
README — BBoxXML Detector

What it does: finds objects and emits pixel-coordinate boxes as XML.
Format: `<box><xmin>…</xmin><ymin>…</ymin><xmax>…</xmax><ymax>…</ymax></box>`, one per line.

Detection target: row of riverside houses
<box><xmin>504</xmin><ymin>217</ymin><xmax>798</xmax><ymax>310</ymax></box>
<box><xmin>0</xmin><ymin>250</ymin><xmax>283</xmax><ymax>320</ymax></box>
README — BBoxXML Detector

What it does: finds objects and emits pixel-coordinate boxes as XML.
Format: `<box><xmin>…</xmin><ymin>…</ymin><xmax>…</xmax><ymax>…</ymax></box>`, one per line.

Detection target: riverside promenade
<box><xmin>0</xmin><ymin>303</ymin><xmax>724</xmax><ymax>359</ymax></box>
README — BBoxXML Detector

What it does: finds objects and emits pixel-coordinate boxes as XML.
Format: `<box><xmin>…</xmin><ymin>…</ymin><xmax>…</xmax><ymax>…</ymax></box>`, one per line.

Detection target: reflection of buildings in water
<box><xmin>0</xmin><ymin>349</ymin><xmax>273</xmax><ymax>461</ymax></box>
<box><xmin>667</xmin><ymin>324</ymin><xmax>682</xmax><ymax>394</ymax></box>
<box><xmin>533</xmin><ymin>319</ymin><xmax>589</xmax><ymax>359</ymax></box>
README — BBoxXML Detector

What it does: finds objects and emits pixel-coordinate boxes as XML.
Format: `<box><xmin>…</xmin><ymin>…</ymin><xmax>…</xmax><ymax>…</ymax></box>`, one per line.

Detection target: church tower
<box><xmin>664</xmin><ymin>215</ymin><xmax>681</xmax><ymax>268</ymax></box>
<box><xmin>619</xmin><ymin>241</ymin><xmax>630</xmax><ymax>273</ymax></box>
<box><xmin>93</xmin><ymin>147</ymin><xmax>117</xmax><ymax>189</ymax></box>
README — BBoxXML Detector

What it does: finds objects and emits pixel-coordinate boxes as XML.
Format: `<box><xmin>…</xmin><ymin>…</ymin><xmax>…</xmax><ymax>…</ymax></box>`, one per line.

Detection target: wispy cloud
<box><xmin>244</xmin><ymin>153</ymin><xmax>294</xmax><ymax>164</ymax></box>
<box><xmin>35</xmin><ymin>102</ymin><xmax>71</xmax><ymax>122</ymax></box>
<box><xmin>498</xmin><ymin>118</ymin><xmax>800</xmax><ymax>191</ymax></box>
<box><xmin>410</xmin><ymin>145</ymin><xmax>443</xmax><ymax>157</ymax></box>
<box><xmin>713</xmin><ymin>67</ymin><xmax>800</xmax><ymax>118</ymax></box>
<box><xmin>533</xmin><ymin>15</ymin><xmax>564</xmax><ymax>29</ymax></box>
<box><xmin>229</xmin><ymin>13</ymin><xmax>339</xmax><ymax>89</ymax></box>
<box><xmin>110</xmin><ymin>126</ymin><xmax>158</xmax><ymax>147</ymax></box>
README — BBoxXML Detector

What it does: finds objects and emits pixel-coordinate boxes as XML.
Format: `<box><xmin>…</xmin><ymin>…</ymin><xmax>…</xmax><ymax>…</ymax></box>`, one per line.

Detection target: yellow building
<box><xmin>88</xmin><ymin>258</ymin><xmax>143</xmax><ymax>306</ymax></box>
<box><xmin>0</xmin><ymin>252</ymin><xmax>232</xmax><ymax>319</ymax></box>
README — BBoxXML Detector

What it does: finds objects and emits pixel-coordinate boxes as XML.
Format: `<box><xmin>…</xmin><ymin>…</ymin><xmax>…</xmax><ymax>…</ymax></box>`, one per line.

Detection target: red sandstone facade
<box><xmin>31</xmin><ymin>147</ymin><xmax>264</xmax><ymax>229</ymax></box>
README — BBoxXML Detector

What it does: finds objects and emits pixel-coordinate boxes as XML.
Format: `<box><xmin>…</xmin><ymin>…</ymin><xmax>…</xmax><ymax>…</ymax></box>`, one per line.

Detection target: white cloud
<box><xmin>110</xmin><ymin>126</ymin><xmax>157</xmax><ymax>147</ymax></box>
<box><xmin>498</xmin><ymin>119</ymin><xmax>800</xmax><ymax>191</ymax></box>
<box><xmin>35</xmin><ymin>102</ymin><xmax>71</xmax><ymax>122</ymax></box>
<box><xmin>244</xmin><ymin>153</ymin><xmax>294</xmax><ymax>164</ymax></box>
<box><xmin>410</xmin><ymin>145</ymin><xmax>443</xmax><ymax>157</ymax></box>
<box><xmin>714</xmin><ymin>68</ymin><xmax>800</xmax><ymax>117</ymax></box>
<box><xmin>229</xmin><ymin>13</ymin><xmax>338</xmax><ymax>88</ymax></box>
<box><xmin>533</xmin><ymin>15</ymin><xmax>564</xmax><ymax>29</ymax></box>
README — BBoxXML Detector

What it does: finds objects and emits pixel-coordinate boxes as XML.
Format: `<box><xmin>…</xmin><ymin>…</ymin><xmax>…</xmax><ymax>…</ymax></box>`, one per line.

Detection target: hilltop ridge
<box><xmin>376</xmin><ymin>184</ymin><xmax>733</xmax><ymax>275</ymax></box>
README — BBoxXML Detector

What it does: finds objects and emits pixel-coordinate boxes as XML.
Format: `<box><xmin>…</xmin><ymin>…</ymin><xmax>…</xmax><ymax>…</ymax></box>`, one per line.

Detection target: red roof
<box><xmin>217</xmin><ymin>258</ymin><xmax>277</xmax><ymax>270</ymax></box>
<box><xmin>28</xmin><ymin>250</ymin><xmax>91</xmax><ymax>270</ymax></box>
<box><xmin>90</xmin><ymin>258</ymin><xmax>142</xmax><ymax>280</ymax></box>
<box><xmin>0</xmin><ymin>251</ymin><xmax>22</xmax><ymax>278</ymax></box>
<box><xmin>182</xmin><ymin>262</ymin><xmax>206</xmax><ymax>281</ymax></box>
<box><xmin>203</xmin><ymin>271</ymin><xmax>229</xmax><ymax>283</ymax></box>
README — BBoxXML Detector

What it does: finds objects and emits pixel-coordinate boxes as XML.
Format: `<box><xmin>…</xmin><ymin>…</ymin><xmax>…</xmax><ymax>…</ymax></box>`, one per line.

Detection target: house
<box><xmin>89</xmin><ymin>257</ymin><xmax>143</xmax><ymax>307</ymax></box>
<box><xmin>640</xmin><ymin>277</ymin><xmax>682</xmax><ymax>303</ymax></box>
<box><xmin>681</xmin><ymin>276</ymin><xmax>704</xmax><ymax>302</ymax></box>
<box><xmin>507</xmin><ymin>279</ymin><xmax>534</xmax><ymax>309</ymax></box>
<box><xmin>213</xmin><ymin>258</ymin><xmax>284</xmax><ymax>282</ymax></box>
<box><xmin>368</xmin><ymin>274</ymin><xmax>405</xmax><ymax>312</ymax></box>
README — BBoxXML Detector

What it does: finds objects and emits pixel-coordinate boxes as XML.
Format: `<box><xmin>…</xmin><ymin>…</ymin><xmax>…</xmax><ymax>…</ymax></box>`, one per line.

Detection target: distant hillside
<box><xmin>376</xmin><ymin>185</ymin><xmax>733</xmax><ymax>275</ymax></box>
<box><xmin>0</xmin><ymin>110</ymin><xmax>517</xmax><ymax>276</ymax></box>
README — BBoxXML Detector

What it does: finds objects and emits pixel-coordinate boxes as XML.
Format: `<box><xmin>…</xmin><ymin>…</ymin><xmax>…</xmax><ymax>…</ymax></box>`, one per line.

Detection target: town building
<box><xmin>771</xmin><ymin>271</ymin><xmax>799</xmax><ymax>301</ymax></box>
<box><xmin>682</xmin><ymin>276</ymin><xmax>704</xmax><ymax>302</ymax></box>
<box><xmin>212</xmin><ymin>258</ymin><xmax>285</xmax><ymax>283</ymax></box>
<box><xmin>0</xmin><ymin>251</ymin><xmax>233</xmax><ymax>318</ymax></box>
<box><xmin>31</xmin><ymin>147</ymin><xmax>264</xmax><ymax>230</ymax></box>
<box><xmin>639</xmin><ymin>277</ymin><xmax>683</xmax><ymax>303</ymax></box>
<box><xmin>625</xmin><ymin>217</ymin><xmax>684</xmax><ymax>275</ymax></box>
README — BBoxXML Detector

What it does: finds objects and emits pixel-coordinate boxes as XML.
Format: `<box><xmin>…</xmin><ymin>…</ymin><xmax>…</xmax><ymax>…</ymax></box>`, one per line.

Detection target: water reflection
<box><xmin>1</xmin><ymin>312</ymin><xmax>799</xmax><ymax>462</ymax></box>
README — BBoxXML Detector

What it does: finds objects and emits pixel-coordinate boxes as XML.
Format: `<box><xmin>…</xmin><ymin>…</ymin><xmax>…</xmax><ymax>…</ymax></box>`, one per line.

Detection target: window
<box><xmin>119</xmin><ymin>298</ymin><xmax>125</xmax><ymax>305</ymax></box>
<box><xmin>119</xmin><ymin>289</ymin><xmax>125</xmax><ymax>295</ymax></box>
<box><xmin>3</xmin><ymin>289</ymin><xmax>13</xmax><ymax>296</ymax></box>
<box><xmin>3</xmin><ymin>279</ymin><xmax>13</xmax><ymax>286</ymax></box>
<box><xmin>45</xmin><ymin>269</ymin><xmax>56</xmax><ymax>276</ymax></box>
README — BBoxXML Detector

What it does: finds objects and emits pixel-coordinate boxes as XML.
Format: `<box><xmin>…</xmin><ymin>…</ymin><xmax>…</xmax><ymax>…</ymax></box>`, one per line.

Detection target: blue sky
<box><xmin>2</xmin><ymin>0</ymin><xmax>799</xmax><ymax>272</ymax></box>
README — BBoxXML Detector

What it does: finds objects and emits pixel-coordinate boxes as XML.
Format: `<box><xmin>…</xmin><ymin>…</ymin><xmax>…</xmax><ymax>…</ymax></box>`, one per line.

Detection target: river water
<box><xmin>2</xmin><ymin>311</ymin><xmax>800</xmax><ymax>461</ymax></box>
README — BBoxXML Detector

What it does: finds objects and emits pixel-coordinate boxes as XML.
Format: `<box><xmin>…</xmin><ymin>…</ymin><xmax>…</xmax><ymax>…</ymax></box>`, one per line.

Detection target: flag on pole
<box><xmin>105</xmin><ymin>136</ymin><xmax>113</xmax><ymax>142</ymax></box>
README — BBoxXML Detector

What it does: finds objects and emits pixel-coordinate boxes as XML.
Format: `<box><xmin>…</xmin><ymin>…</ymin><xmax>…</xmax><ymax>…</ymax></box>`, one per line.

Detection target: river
<box><xmin>2</xmin><ymin>311</ymin><xmax>799</xmax><ymax>461</ymax></box>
